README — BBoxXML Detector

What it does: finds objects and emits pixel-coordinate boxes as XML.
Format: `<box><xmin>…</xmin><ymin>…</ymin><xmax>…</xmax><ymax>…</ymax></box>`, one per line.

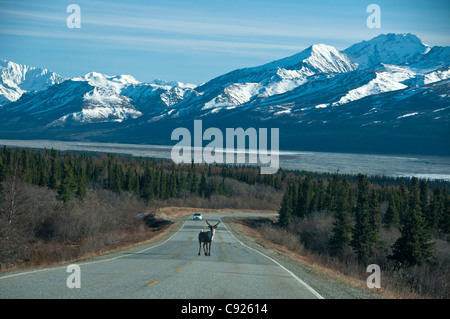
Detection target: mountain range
<box><xmin>0</xmin><ymin>33</ymin><xmax>449</xmax><ymax>156</ymax></box>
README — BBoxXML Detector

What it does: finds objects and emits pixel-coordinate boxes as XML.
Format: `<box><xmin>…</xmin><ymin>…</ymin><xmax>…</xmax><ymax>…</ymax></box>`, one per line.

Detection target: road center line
<box><xmin>146</xmin><ymin>280</ymin><xmax>159</xmax><ymax>286</ymax></box>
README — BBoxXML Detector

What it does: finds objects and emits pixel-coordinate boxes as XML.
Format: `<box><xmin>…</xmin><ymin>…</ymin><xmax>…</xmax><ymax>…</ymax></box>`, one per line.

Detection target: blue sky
<box><xmin>0</xmin><ymin>0</ymin><xmax>449</xmax><ymax>84</ymax></box>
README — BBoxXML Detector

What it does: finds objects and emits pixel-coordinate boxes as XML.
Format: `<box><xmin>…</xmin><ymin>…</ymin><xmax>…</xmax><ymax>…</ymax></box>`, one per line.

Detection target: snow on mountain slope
<box><xmin>332</xmin><ymin>70</ymin><xmax>408</xmax><ymax>106</ymax></box>
<box><xmin>344</xmin><ymin>33</ymin><xmax>430</xmax><ymax>69</ymax></box>
<box><xmin>142</xmin><ymin>34</ymin><xmax>448</xmax><ymax>124</ymax></box>
<box><xmin>410</xmin><ymin>46</ymin><xmax>450</xmax><ymax>70</ymax></box>
<box><xmin>43</xmin><ymin>72</ymin><xmax>197</xmax><ymax>124</ymax></box>
<box><xmin>72</xmin><ymin>71</ymin><xmax>198</xmax><ymax>111</ymax></box>
<box><xmin>1</xmin><ymin>78</ymin><xmax>142</xmax><ymax>126</ymax></box>
<box><xmin>72</xmin><ymin>72</ymin><xmax>141</xmax><ymax>94</ymax></box>
<box><xmin>258</xmin><ymin>68</ymin><xmax>310</xmax><ymax>98</ymax></box>
<box><xmin>203</xmin><ymin>82</ymin><xmax>263</xmax><ymax>110</ymax></box>
<box><xmin>50</xmin><ymin>90</ymin><xmax>142</xmax><ymax>125</ymax></box>
<box><xmin>149</xmin><ymin>79</ymin><xmax>197</xmax><ymax>89</ymax></box>
<box><xmin>0</xmin><ymin>65</ymin><xmax>199</xmax><ymax>125</ymax></box>
<box><xmin>402</xmin><ymin>67</ymin><xmax>450</xmax><ymax>87</ymax></box>
<box><xmin>1</xmin><ymin>32</ymin><xmax>449</xmax><ymax>148</ymax></box>
<box><xmin>0</xmin><ymin>59</ymin><xmax>64</xmax><ymax>105</ymax></box>
<box><xmin>0</xmin><ymin>81</ymin><xmax>22</xmax><ymax>106</ymax></box>
<box><xmin>182</xmin><ymin>43</ymin><xmax>358</xmax><ymax>114</ymax></box>
<box><xmin>261</xmin><ymin>43</ymin><xmax>357</xmax><ymax>74</ymax></box>
<box><xmin>299</xmin><ymin>44</ymin><xmax>358</xmax><ymax>73</ymax></box>
<box><xmin>121</xmin><ymin>82</ymin><xmax>198</xmax><ymax>115</ymax></box>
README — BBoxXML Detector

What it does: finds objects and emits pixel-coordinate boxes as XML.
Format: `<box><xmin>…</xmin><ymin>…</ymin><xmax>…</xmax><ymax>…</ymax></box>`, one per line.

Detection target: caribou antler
<box><xmin>206</xmin><ymin>220</ymin><xmax>220</xmax><ymax>227</ymax></box>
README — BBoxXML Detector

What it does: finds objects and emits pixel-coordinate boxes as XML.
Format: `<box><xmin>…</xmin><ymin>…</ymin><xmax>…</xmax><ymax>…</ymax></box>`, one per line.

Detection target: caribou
<box><xmin>198</xmin><ymin>220</ymin><xmax>220</xmax><ymax>256</ymax></box>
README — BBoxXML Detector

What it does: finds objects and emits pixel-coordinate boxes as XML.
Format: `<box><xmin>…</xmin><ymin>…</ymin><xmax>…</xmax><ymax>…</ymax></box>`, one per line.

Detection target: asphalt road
<box><xmin>0</xmin><ymin>213</ymin><xmax>324</xmax><ymax>299</ymax></box>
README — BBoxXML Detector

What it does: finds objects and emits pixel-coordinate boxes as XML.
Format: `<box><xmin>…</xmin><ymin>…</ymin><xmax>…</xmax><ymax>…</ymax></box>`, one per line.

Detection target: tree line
<box><xmin>0</xmin><ymin>146</ymin><xmax>449</xmax><ymax>271</ymax></box>
<box><xmin>0</xmin><ymin>147</ymin><xmax>286</xmax><ymax>269</ymax></box>
<box><xmin>0</xmin><ymin>147</ymin><xmax>285</xmax><ymax>206</ymax></box>
<box><xmin>278</xmin><ymin>172</ymin><xmax>449</xmax><ymax>266</ymax></box>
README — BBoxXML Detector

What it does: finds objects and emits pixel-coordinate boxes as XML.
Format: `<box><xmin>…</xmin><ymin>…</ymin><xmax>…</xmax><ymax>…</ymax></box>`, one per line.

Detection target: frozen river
<box><xmin>1</xmin><ymin>139</ymin><xmax>449</xmax><ymax>180</ymax></box>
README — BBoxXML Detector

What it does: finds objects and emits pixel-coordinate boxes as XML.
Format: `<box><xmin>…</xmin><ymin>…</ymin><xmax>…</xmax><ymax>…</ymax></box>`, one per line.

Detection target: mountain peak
<box><xmin>344</xmin><ymin>33</ymin><xmax>430</xmax><ymax>69</ymax></box>
<box><xmin>77</xmin><ymin>72</ymin><xmax>140</xmax><ymax>84</ymax></box>
<box><xmin>72</xmin><ymin>72</ymin><xmax>141</xmax><ymax>94</ymax></box>
<box><xmin>259</xmin><ymin>43</ymin><xmax>357</xmax><ymax>75</ymax></box>
<box><xmin>0</xmin><ymin>59</ymin><xmax>64</xmax><ymax>105</ymax></box>
<box><xmin>310</xmin><ymin>43</ymin><xmax>335</xmax><ymax>52</ymax></box>
<box><xmin>301</xmin><ymin>43</ymin><xmax>357</xmax><ymax>73</ymax></box>
<box><xmin>150</xmin><ymin>78</ymin><xmax>197</xmax><ymax>89</ymax></box>
<box><xmin>375</xmin><ymin>33</ymin><xmax>426</xmax><ymax>43</ymax></box>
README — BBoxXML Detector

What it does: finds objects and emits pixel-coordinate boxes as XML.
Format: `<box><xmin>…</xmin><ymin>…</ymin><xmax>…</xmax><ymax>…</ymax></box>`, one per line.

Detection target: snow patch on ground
<box><xmin>397</xmin><ymin>112</ymin><xmax>419</xmax><ymax>119</ymax></box>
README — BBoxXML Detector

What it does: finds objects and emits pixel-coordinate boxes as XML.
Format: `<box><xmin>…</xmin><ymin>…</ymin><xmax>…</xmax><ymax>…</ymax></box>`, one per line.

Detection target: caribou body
<box><xmin>198</xmin><ymin>220</ymin><xmax>220</xmax><ymax>256</ymax></box>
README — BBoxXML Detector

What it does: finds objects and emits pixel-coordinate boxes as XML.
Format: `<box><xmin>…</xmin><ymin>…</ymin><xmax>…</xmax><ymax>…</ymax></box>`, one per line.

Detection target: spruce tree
<box><xmin>368</xmin><ymin>189</ymin><xmax>383</xmax><ymax>252</ymax></box>
<box><xmin>427</xmin><ymin>187</ymin><xmax>444</xmax><ymax>232</ymax></box>
<box><xmin>390</xmin><ymin>178</ymin><xmax>434</xmax><ymax>266</ymax></box>
<box><xmin>398</xmin><ymin>181</ymin><xmax>409</xmax><ymax>223</ymax></box>
<box><xmin>190</xmin><ymin>165</ymin><xmax>199</xmax><ymax>194</ymax></box>
<box><xmin>58</xmin><ymin>163</ymin><xmax>75</xmax><ymax>203</ymax></box>
<box><xmin>294</xmin><ymin>178</ymin><xmax>301</xmax><ymax>217</ymax></box>
<box><xmin>48</xmin><ymin>155</ymin><xmax>58</xmax><ymax>190</ymax></box>
<box><xmin>442</xmin><ymin>195</ymin><xmax>450</xmax><ymax>236</ymax></box>
<box><xmin>199</xmin><ymin>171</ymin><xmax>207</xmax><ymax>197</ymax></box>
<box><xmin>141</xmin><ymin>167</ymin><xmax>154</xmax><ymax>202</ymax></box>
<box><xmin>419</xmin><ymin>180</ymin><xmax>429</xmax><ymax>225</ymax></box>
<box><xmin>76</xmin><ymin>170</ymin><xmax>88</xmax><ymax>200</ymax></box>
<box><xmin>326</xmin><ymin>172</ymin><xmax>341</xmax><ymax>212</ymax></box>
<box><xmin>177</xmin><ymin>169</ymin><xmax>186</xmax><ymax>194</ymax></box>
<box><xmin>0</xmin><ymin>156</ymin><xmax>4</xmax><ymax>205</ymax></box>
<box><xmin>384</xmin><ymin>192</ymin><xmax>400</xmax><ymax>229</ymax></box>
<box><xmin>328</xmin><ymin>176</ymin><xmax>352</xmax><ymax>256</ymax></box>
<box><xmin>299</xmin><ymin>174</ymin><xmax>313</xmax><ymax>217</ymax></box>
<box><xmin>351</xmin><ymin>174</ymin><xmax>378</xmax><ymax>262</ymax></box>
<box><xmin>159</xmin><ymin>170</ymin><xmax>168</xmax><ymax>199</ymax></box>
<box><xmin>169</xmin><ymin>171</ymin><xmax>177</xmax><ymax>198</ymax></box>
<box><xmin>316</xmin><ymin>179</ymin><xmax>326</xmax><ymax>212</ymax></box>
<box><xmin>279</xmin><ymin>180</ymin><xmax>295</xmax><ymax>227</ymax></box>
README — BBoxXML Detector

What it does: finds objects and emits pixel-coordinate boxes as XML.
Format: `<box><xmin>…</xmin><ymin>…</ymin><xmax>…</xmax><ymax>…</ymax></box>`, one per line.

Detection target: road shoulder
<box><xmin>223</xmin><ymin>217</ymin><xmax>390</xmax><ymax>299</ymax></box>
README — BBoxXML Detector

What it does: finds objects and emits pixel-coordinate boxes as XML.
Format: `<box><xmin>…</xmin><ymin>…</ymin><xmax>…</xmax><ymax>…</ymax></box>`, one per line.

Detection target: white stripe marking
<box><xmin>221</xmin><ymin>219</ymin><xmax>325</xmax><ymax>299</ymax></box>
<box><xmin>0</xmin><ymin>217</ymin><xmax>190</xmax><ymax>280</ymax></box>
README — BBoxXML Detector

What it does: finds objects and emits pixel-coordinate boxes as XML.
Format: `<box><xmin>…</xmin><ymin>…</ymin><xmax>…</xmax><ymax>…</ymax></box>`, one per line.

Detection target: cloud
<box><xmin>0</xmin><ymin>4</ymin><xmax>366</xmax><ymax>50</ymax></box>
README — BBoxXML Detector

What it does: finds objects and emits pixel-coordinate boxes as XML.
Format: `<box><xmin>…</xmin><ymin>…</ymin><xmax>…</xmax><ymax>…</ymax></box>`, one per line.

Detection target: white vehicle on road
<box><xmin>193</xmin><ymin>213</ymin><xmax>203</xmax><ymax>221</ymax></box>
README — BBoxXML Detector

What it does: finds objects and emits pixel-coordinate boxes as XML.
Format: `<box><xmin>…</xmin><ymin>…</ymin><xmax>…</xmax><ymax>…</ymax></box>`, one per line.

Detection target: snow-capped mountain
<box><xmin>66</xmin><ymin>72</ymin><xmax>198</xmax><ymax>123</ymax></box>
<box><xmin>72</xmin><ymin>72</ymin><xmax>141</xmax><ymax>93</ymax></box>
<box><xmin>343</xmin><ymin>33</ymin><xmax>431</xmax><ymax>69</ymax></box>
<box><xmin>0</xmin><ymin>69</ymin><xmax>198</xmax><ymax>125</ymax></box>
<box><xmin>151</xmin><ymin>33</ymin><xmax>448</xmax><ymax>123</ymax></box>
<box><xmin>1</xmin><ymin>79</ymin><xmax>141</xmax><ymax>126</ymax></box>
<box><xmin>190</xmin><ymin>43</ymin><xmax>357</xmax><ymax>112</ymax></box>
<box><xmin>0</xmin><ymin>33</ymin><xmax>448</xmax><ymax>156</ymax></box>
<box><xmin>0</xmin><ymin>59</ymin><xmax>64</xmax><ymax>106</ymax></box>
